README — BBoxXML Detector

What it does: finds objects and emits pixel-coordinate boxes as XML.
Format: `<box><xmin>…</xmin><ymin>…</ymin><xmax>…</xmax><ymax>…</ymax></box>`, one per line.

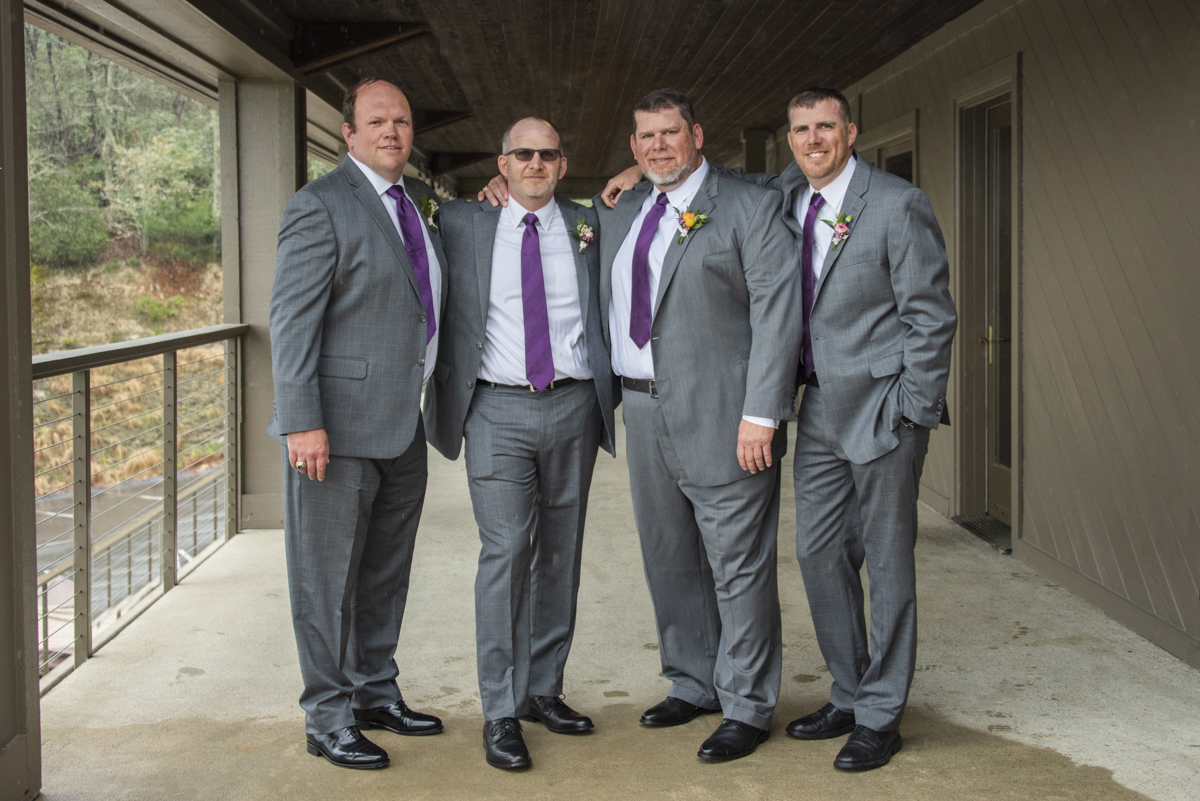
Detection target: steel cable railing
<box><xmin>31</xmin><ymin>324</ymin><xmax>247</xmax><ymax>693</ymax></box>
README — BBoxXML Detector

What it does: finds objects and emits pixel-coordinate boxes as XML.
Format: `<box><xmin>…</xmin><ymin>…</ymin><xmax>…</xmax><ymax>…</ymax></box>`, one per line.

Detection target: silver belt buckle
<box><xmin>648</xmin><ymin>378</ymin><xmax>658</xmax><ymax>399</ymax></box>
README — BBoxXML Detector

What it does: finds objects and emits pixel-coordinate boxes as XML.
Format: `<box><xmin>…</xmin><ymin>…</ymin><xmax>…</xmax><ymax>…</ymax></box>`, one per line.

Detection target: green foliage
<box><xmin>308</xmin><ymin>157</ymin><xmax>336</xmax><ymax>183</ymax></box>
<box><xmin>134</xmin><ymin>295</ymin><xmax>185</xmax><ymax>326</ymax></box>
<box><xmin>145</xmin><ymin>195</ymin><xmax>218</xmax><ymax>269</ymax></box>
<box><xmin>28</xmin><ymin>163</ymin><xmax>109</xmax><ymax>268</ymax></box>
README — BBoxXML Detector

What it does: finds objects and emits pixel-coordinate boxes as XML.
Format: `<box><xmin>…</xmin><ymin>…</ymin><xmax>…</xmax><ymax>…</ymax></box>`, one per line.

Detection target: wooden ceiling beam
<box><xmin>293</xmin><ymin>22</ymin><xmax>430</xmax><ymax>76</ymax></box>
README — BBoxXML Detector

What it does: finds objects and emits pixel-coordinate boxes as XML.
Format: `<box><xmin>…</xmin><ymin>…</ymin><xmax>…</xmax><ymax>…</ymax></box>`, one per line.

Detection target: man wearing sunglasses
<box><xmin>424</xmin><ymin>118</ymin><xmax>616</xmax><ymax>770</ymax></box>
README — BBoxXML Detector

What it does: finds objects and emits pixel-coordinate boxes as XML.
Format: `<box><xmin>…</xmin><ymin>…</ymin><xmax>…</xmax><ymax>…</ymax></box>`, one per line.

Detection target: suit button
<box><xmin>420</xmin><ymin>315</ymin><xmax>427</xmax><ymax>323</ymax></box>
<box><xmin>418</xmin><ymin>358</ymin><xmax>425</xmax><ymax>366</ymax></box>
<box><xmin>467</xmin><ymin>381</ymin><xmax>474</xmax><ymax>388</ymax></box>
<box><xmin>476</xmin><ymin>342</ymin><xmax>483</xmax><ymax>350</ymax></box>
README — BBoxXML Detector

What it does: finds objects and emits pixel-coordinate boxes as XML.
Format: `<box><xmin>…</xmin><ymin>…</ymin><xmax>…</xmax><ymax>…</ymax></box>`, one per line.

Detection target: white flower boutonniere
<box><xmin>569</xmin><ymin>220</ymin><xmax>595</xmax><ymax>253</ymax></box>
<box><xmin>420</xmin><ymin>196</ymin><xmax>439</xmax><ymax>231</ymax></box>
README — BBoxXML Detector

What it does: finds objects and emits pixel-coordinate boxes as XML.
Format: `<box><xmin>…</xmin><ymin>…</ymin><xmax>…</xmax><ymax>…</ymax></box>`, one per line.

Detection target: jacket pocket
<box><xmin>869</xmin><ymin>352</ymin><xmax>903</xmax><ymax>378</ymax></box>
<box><xmin>318</xmin><ymin>356</ymin><xmax>367</xmax><ymax>380</ymax></box>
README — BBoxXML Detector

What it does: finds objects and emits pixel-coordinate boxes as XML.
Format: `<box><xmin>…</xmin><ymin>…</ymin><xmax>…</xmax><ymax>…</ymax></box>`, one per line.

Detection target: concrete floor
<box><xmin>39</xmin><ymin>422</ymin><xmax>1200</xmax><ymax>800</ymax></box>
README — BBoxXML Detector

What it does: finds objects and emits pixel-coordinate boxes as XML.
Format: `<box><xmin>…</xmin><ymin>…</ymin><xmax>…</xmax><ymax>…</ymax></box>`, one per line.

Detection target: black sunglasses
<box><xmin>503</xmin><ymin>148</ymin><xmax>563</xmax><ymax>162</ymax></box>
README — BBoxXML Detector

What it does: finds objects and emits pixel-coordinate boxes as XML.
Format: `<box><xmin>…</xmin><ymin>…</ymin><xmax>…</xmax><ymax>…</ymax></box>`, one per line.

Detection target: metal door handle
<box><xmin>978</xmin><ymin>325</ymin><xmax>1010</xmax><ymax>364</ymax></box>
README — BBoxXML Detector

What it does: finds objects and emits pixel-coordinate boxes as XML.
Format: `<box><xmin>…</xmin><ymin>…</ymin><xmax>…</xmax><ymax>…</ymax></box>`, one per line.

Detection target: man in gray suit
<box><xmin>423</xmin><ymin>118</ymin><xmax>616</xmax><ymax>770</ymax></box>
<box><xmin>269</xmin><ymin>77</ymin><xmax>446</xmax><ymax>770</ymax></box>
<box><xmin>601</xmin><ymin>86</ymin><xmax>956</xmax><ymax>772</ymax></box>
<box><xmin>598</xmin><ymin>89</ymin><xmax>800</xmax><ymax>762</ymax></box>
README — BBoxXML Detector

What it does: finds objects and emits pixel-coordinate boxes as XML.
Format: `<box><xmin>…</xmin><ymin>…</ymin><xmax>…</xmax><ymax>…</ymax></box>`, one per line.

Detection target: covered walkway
<box><xmin>38</xmin><ymin>423</ymin><xmax>1198</xmax><ymax>801</ymax></box>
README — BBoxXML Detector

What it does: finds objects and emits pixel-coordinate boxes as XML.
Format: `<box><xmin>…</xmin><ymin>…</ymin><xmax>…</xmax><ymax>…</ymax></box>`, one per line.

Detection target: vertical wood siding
<box><xmin>832</xmin><ymin>0</ymin><xmax>1199</xmax><ymax>665</ymax></box>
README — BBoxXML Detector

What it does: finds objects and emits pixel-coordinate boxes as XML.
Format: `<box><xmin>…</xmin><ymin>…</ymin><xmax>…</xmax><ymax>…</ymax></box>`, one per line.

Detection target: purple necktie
<box><xmin>801</xmin><ymin>191</ymin><xmax>825</xmax><ymax>380</ymax></box>
<box><xmin>521</xmin><ymin>213</ymin><xmax>555</xmax><ymax>391</ymax></box>
<box><xmin>630</xmin><ymin>192</ymin><xmax>670</xmax><ymax>348</ymax></box>
<box><xmin>386</xmin><ymin>185</ymin><xmax>437</xmax><ymax>343</ymax></box>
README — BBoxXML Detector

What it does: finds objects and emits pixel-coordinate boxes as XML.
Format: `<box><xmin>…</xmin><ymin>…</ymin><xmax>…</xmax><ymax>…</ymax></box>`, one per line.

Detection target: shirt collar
<box><xmin>652</xmin><ymin>156</ymin><xmax>709</xmax><ymax>210</ymax></box>
<box><xmin>806</xmin><ymin>154</ymin><xmax>857</xmax><ymax>210</ymax></box>
<box><xmin>504</xmin><ymin>196</ymin><xmax>561</xmax><ymax>230</ymax></box>
<box><xmin>349</xmin><ymin>153</ymin><xmax>407</xmax><ymax>198</ymax></box>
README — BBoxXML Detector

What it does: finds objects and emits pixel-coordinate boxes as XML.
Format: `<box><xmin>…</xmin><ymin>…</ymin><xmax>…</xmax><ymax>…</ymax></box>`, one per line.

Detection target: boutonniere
<box><xmin>569</xmin><ymin>220</ymin><xmax>595</xmax><ymax>253</ymax></box>
<box><xmin>673</xmin><ymin>205</ymin><xmax>710</xmax><ymax>244</ymax></box>
<box><xmin>821</xmin><ymin>211</ymin><xmax>852</xmax><ymax>249</ymax></box>
<box><xmin>420</xmin><ymin>196</ymin><xmax>439</xmax><ymax>230</ymax></box>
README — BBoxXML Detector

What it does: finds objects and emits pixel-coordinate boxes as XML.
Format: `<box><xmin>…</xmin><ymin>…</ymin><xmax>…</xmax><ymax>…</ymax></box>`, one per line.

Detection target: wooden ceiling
<box><xmin>263</xmin><ymin>0</ymin><xmax>986</xmax><ymax>185</ymax></box>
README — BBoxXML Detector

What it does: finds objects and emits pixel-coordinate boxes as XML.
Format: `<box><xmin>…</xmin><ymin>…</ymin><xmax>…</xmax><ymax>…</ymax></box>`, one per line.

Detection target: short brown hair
<box><xmin>342</xmin><ymin>77</ymin><xmax>405</xmax><ymax>131</ymax></box>
<box><xmin>633</xmin><ymin>88</ymin><xmax>697</xmax><ymax>131</ymax></box>
<box><xmin>787</xmin><ymin>87</ymin><xmax>852</xmax><ymax>125</ymax></box>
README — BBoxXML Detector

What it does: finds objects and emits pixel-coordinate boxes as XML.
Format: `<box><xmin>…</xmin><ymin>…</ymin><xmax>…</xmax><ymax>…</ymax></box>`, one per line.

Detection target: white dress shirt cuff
<box><xmin>742</xmin><ymin>415</ymin><xmax>778</xmax><ymax>429</ymax></box>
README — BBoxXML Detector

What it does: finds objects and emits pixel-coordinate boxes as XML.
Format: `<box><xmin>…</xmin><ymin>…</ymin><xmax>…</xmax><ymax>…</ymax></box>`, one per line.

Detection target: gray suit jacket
<box><xmin>423</xmin><ymin>196</ymin><xmax>617</xmax><ymax>460</ymax></box>
<box><xmin>268</xmin><ymin>157</ymin><xmax>449</xmax><ymax>458</ymax></box>
<box><xmin>595</xmin><ymin>165</ymin><xmax>803</xmax><ymax>487</ymax></box>
<box><xmin>724</xmin><ymin>157</ymin><xmax>956</xmax><ymax>464</ymax></box>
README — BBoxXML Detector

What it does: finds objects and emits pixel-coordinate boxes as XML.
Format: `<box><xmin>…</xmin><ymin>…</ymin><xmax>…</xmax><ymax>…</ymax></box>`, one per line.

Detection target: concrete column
<box><xmin>222</xmin><ymin>80</ymin><xmax>305</xmax><ymax>529</ymax></box>
<box><xmin>741</xmin><ymin>129</ymin><xmax>772</xmax><ymax>175</ymax></box>
<box><xmin>0</xmin><ymin>0</ymin><xmax>42</xmax><ymax>796</ymax></box>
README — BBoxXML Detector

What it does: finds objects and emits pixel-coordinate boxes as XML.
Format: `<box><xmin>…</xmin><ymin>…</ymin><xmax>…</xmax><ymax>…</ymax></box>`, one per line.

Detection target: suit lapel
<box><xmin>348</xmin><ymin>165</ymin><xmax>423</xmax><ymax>301</ymax></box>
<box><xmin>654</xmin><ymin>167</ymin><xmax>717</xmax><ymax>314</ymax></box>
<box><xmin>557</xmin><ymin>198</ymin><xmax>591</xmax><ymax>327</ymax></box>
<box><xmin>813</xmin><ymin>159</ymin><xmax>871</xmax><ymax>304</ymax></box>
<box><xmin>600</xmin><ymin>182</ymin><xmax>651</xmax><ymax>340</ymax></box>
<box><xmin>404</xmin><ymin>177</ymin><xmax>450</xmax><ymax>316</ymax></box>
<box><xmin>473</xmin><ymin>203</ymin><xmax>500</xmax><ymax>327</ymax></box>
<box><xmin>779</xmin><ymin>160</ymin><xmax>809</xmax><ymax>233</ymax></box>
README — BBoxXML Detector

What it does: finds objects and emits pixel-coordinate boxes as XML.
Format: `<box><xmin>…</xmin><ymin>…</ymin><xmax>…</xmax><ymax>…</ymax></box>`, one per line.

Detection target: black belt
<box><xmin>621</xmin><ymin>376</ymin><xmax>659</xmax><ymax>398</ymax></box>
<box><xmin>479</xmin><ymin>377</ymin><xmax>582</xmax><ymax>392</ymax></box>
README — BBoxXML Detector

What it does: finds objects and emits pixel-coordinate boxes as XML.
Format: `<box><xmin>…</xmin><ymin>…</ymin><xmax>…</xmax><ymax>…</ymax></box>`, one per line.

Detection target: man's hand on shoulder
<box><xmin>287</xmin><ymin>428</ymin><xmax>330</xmax><ymax>481</ymax></box>
<box><xmin>737</xmin><ymin>419</ymin><xmax>775</xmax><ymax>474</ymax></box>
<box><xmin>478</xmin><ymin>175</ymin><xmax>510</xmax><ymax>207</ymax></box>
<box><xmin>600</xmin><ymin>166</ymin><xmax>644</xmax><ymax>208</ymax></box>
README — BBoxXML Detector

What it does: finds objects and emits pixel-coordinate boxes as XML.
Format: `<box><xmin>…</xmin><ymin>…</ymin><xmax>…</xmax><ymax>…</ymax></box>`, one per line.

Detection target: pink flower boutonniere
<box><xmin>821</xmin><ymin>211</ymin><xmax>852</xmax><ymax>249</ymax></box>
<box><xmin>570</xmin><ymin>220</ymin><xmax>595</xmax><ymax>253</ymax></box>
<box><xmin>673</xmin><ymin>206</ymin><xmax>710</xmax><ymax>244</ymax></box>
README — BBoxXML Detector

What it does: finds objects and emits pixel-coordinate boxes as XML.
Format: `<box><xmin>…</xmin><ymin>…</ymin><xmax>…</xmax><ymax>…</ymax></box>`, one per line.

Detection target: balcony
<box><xmin>35</xmin><ymin>417</ymin><xmax>1199</xmax><ymax>800</ymax></box>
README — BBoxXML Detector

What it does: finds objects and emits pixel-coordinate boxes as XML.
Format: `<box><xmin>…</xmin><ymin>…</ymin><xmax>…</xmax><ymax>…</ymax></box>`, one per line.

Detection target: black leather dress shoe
<box><xmin>786</xmin><ymin>702</ymin><xmax>856</xmax><ymax>740</ymax></box>
<box><xmin>639</xmin><ymin>697</ymin><xmax>721</xmax><ymax>727</ymax></box>
<box><xmin>697</xmin><ymin>719</ymin><xmax>770</xmax><ymax>761</ymax></box>
<box><xmin>520</xmin><ymin>695</ymin><xmax>594</xmax><ymax>733</ymax></box>
<box><xmin>305</xmin><ymin>726</ymin><xmax>389</xmax><ymax>769</ymax></box>
<box><xmin>834</xmin><ymin>725</ymin><xmax>902</xmax><ymax>771</ymax></box>
<box><xmin>353</xmin><ymin>701</ymin><xmax>444</xmax><ymax>736</ymax></box>
<box><xmin>483</xmin><ymin>718</ymin><xmax>532</xmax><ymax>770</ymax></box>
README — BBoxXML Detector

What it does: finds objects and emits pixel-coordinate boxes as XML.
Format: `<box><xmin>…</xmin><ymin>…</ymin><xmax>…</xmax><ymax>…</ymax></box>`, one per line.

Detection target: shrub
<box><xmin>28</xmin><ymin>165</ymin><xmax>110</xmax><ymax>269</ymax></box>
<box><xmin>134</xmin><ymin>295</ymin><xmax>185</xmax><ymax>326</ymax></box>
<box><xmin>145</xmin><ymin>194</ymin><xmax>218</xmax><ymax>270</ymax></box>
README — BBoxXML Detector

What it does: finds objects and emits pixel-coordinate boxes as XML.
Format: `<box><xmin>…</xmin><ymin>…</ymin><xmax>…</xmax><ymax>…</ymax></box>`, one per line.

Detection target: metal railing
<box><xmin>32</xmin><ymin>324</ymin><xmax>248</xmax><ymax>694</ymax></box>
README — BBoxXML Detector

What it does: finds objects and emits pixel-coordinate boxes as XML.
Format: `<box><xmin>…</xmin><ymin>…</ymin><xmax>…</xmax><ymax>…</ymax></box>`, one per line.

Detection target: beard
<box><xmin>644</xmin><ymin>159</ymin><xmax>696</xmax><ymax>188</ymax></box>
<box><xmin>514</xmin><ymin>173</ymin><xmax>554</xmax><ymax>199</ymax></box>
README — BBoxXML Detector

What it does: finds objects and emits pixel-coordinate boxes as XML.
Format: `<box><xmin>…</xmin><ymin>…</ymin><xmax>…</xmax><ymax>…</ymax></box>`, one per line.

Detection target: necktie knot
<box><xmin>809</xmin><ymin>191</ymin><xmax>824</xmax><ymax>211</ymax></box>
<box><xmin>523</xmin><ymin>212</ymin><xmax>539</xmax><ymax>228</ymax></box>
<box><xmin>655</xmin><ymin>192</ymin><xmax>669</xmax><ymax>207</ymax></box>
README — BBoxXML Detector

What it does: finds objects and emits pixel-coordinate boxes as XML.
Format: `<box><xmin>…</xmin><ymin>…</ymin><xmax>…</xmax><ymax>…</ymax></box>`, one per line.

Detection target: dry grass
<box><xmin>31</xmin><ymin>261</ymin><xmax>227</xmax><ymax>498</ymax></box>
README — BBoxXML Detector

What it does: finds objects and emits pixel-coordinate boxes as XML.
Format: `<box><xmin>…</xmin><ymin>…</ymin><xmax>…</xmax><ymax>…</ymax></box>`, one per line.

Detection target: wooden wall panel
<box><xmin>836</xmin><ymin>0</ymin><xmax>1200</xmax><ymax>666</ymax></box>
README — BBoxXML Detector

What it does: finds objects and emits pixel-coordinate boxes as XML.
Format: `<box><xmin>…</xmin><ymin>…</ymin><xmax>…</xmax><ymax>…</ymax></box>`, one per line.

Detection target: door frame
<box><xmin>951</xmin><ymin>53</ymin><xmax>1023</xmax><ymax>542</ymax></box>
<box><xmin>855</xmin><ymin>109</ymin><xmax>919</xmax><ymax>186</ymax></box>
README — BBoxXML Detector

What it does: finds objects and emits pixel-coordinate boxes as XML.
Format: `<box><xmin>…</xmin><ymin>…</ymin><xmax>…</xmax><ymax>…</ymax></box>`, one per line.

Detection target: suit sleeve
<box><xmin>711</xmin><ymin>163</ymin><xmax>784</xmax><ymax>192</ymax></box>
<box><xmin>742</xmin><ymin>189</ymin><xmax>804</xmax><ymax>421</ymax></box>
<box><xmin>269</xmin><ymin>189</ymin><xmax>338</xmax><ymax>435</ymax></box>
<box><xmin>888</xmin><ymin>187</ymin><xmax>957</xmax><ymax>428</ymax></box>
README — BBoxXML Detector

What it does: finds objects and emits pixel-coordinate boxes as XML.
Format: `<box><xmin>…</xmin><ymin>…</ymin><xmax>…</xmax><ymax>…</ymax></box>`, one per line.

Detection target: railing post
<box><xmin>161</xmin><ymin>351</ymin><xmax>177</xmax><ymax>592</ymax></box>
<box><xmin>71</xmin><ymin>370</ymin><xmax>91</xmax><ymax>666</ymax></box>
<box><xmin>224</xmin><ymin>337</ymin><xmax>238</xmax><ymax>541</ymax></box>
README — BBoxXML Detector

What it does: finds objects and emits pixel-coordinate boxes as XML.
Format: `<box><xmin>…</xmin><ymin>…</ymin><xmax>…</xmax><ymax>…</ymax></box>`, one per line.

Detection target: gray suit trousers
<box><xmin>465</xmin><ymin>381</ymin><xmax>602</xmax><ymax>721</ymax></box>
<box><xmin>793</xmin><ymin>385</ymin><xmax>930</xmax><ymax>732</ymax></box>
<box><xmin>282</xmin><ymin>424</ymin><xmax>427</xmax><ymax>735</ymax></box>
<box><xmin>623</xmin><ymin>390</ymin><xmax>782</xmax><ymax>730</ymax></box>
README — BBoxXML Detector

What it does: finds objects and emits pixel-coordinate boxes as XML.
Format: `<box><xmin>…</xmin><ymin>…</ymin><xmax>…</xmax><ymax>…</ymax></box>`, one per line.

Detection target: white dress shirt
<box><xmin>349</xmin><ymin>154</ymin><xmax>442</xmax><ymax>384</ymax></box>
<box><xmin>797</xmin><ymin>154</ymin><xmax>857</xmax><ymax>280</ymax></box>
<box><xmin>479</xmin><ymin>198</ymin><xmax>591</xmax><ymax>385</ymax></box>
<box><xmin>609</xmin><ymin>158</ymin><xmax>775</xmax><ymax>429</ymax></box>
